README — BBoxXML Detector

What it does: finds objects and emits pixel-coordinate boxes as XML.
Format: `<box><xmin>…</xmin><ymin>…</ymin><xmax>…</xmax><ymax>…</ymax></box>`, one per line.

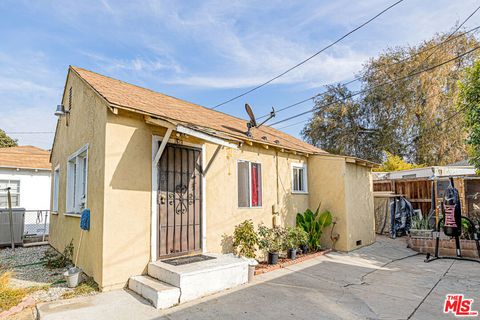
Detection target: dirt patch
<box><xmin>255</xmin><ymin>249</ymin><xmax>331</xmax><ymax>275</ymax></box>
<box><xmin>0</xmin><ymin>245</ymin><xmax>98</xmax><ymax>318</ymax></box>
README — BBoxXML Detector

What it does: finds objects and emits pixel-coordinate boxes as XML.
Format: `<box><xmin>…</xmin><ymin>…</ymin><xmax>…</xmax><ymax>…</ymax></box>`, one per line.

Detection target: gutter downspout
<box><xmin>273</xmin><ymin>150</ymin><xmax>280</xmax><ymax>227</ymax></box>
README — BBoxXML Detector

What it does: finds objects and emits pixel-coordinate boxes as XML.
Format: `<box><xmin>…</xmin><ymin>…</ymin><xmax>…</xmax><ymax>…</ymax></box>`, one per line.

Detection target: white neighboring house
<box><xmin>372</xmin><ymin>164</ymin><xmax>476</xmax><ymax>181</ymax></box>
<box><xmin>0</xmin><ymin>146</ymin><xmax>51</xmax><ymax>238</ymax></box>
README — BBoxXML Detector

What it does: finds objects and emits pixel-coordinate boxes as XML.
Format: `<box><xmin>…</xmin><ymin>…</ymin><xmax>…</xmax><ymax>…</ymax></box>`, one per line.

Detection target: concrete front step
<box><xmin>128</xmin><ymin>275</ymin><xmax>180</xmax><ymax>309</ymax></box>
<box><xmin>148</xmin><ymin>253</ymin><xmax>249</xmax><ymax>303</ymax></box>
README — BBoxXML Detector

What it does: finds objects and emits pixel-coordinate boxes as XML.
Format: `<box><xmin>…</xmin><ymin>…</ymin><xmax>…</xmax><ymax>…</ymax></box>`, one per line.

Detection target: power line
<box><xmin>377</xmin><ymin>105</ymin><xmax>467</xmax><ymax>152</ymax></box>
<box><xmin>415</xmin><ymin>4</ymin><xmax>480</xmax><ymax>72</ymax></box>
<box><xmin>257</xmin><ymin>24</ymin><xmax>480</xmax><ymax>120</ymax></box>
<box><xmin>210</xmin><ymin>0</ymin><xmax>406</xmax><ymax>110</ymax></box>
<box><xmin>269</xmin><ymin>44</ymin><xmax>480</xmax><ymax>127</ymax></box>
<box><xmin>5</xmin><ymin>132</ymin><xmax>54</xmax><ymax>134</ymax></box>
<box><xmin>277</xmin><ymin>88</ymin><xmax>453</xmax><ymax>131</ymax></box>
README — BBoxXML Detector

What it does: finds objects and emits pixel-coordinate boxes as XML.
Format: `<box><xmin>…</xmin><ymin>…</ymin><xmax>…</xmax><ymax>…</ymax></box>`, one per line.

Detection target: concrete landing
<box><xmin>147</xmin><ymin>253</ymin><xmax>249</xmax><ymax>303</ymax></box>
<box><xmin>128</xmin><ymin>275</ymin><xmax>180</xmax><ymax>309</ymax></box>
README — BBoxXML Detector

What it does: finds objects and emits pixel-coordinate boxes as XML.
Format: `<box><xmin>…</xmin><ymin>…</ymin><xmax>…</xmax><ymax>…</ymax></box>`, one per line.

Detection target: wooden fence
<box><xmin>373</xmin><ymin>177</ymin><xmax>480</xmax><ymax>221</ymax></box>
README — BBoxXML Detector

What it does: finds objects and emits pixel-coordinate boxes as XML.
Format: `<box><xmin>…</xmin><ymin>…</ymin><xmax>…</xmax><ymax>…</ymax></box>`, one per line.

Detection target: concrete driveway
<box><xmin>38</xmin><ymin>236</ymin><xmax>480</xmax><ymax>320</ymax></box>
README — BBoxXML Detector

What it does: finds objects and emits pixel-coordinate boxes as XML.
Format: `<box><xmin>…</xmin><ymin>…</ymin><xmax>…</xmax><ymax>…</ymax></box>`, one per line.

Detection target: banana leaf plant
<box><xmin>296</xmin><ymin>206</ymin><xmax>333</xmax><ymax>251</ymax></box>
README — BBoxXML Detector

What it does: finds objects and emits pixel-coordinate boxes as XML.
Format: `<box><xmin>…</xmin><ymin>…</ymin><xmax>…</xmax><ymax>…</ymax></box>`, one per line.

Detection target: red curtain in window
<box><xmin>251</xmin><ymin>163</ymin><xmax>262</xmax><ymax>206</ymax></box>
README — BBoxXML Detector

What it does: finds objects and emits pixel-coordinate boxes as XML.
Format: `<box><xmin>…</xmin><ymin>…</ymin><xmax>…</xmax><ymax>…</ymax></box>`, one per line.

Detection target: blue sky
<box><xmin>1</xmin><ymin>0</ymin><xmax>479</xmax><ymax>149</ymax></box>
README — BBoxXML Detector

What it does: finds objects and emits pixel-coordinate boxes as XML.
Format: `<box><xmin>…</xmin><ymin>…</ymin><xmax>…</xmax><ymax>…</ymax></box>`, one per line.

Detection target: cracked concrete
<box><xmin>38</xmin><ymin>236</ymin><xmax>480</xmax><ymax>320</ymax></box>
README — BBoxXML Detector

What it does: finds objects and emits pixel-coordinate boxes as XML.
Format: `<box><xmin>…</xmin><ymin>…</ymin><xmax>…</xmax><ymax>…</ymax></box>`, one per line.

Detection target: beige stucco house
<box><xmin>49</xmin><ymin>66</ymin><xmax>376</xmax><ymax>291</ymax></box>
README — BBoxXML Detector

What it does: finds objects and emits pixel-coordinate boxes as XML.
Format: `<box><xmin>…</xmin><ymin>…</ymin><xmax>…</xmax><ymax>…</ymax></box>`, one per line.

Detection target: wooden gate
<box><xmin>157</xmin><ymin>144</ymin><xmax>202</xmax><ymax>258</ymax></box>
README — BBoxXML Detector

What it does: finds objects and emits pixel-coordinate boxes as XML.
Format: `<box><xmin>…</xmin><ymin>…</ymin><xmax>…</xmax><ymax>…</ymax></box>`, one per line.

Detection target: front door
<box><xmin>158</xmin><ymin>144</ymin><xmax>202</xmax><ymax>258</ymax></box>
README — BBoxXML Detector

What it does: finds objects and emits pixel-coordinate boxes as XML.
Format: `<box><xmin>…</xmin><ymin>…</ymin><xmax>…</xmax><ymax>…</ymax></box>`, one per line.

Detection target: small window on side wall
<box><xmin>292</xmin><ymin>163</ymin><xmax>308</xmax><ymax>193</ymax></box>
<box><xmin>238</xmin><ymin>161</ymin><xmax>262</xmax><ymax>208</ymax></box>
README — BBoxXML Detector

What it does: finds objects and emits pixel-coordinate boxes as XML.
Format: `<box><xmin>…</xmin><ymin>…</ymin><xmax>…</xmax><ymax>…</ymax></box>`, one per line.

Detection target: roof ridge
<box><xmin>70</xmin><ymin>66</ymin><xmax>255</xmax><ymax>124</ymax></box>
<box><xmin>69</xmin><ymin>66</ymin><xmax>323</xmax><ymax>154</ymax></box>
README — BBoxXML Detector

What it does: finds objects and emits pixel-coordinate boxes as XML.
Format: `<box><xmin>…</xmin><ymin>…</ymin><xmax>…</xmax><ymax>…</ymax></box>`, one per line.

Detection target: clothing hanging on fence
<box><xmin>390</xmin><ymin>196</ymin><xmax>414</xmax><ymax>238</ymax></box>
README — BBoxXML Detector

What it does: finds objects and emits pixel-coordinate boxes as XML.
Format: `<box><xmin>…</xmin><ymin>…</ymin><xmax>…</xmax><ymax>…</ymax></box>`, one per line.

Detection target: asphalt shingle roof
<box><xmin>0</xmin><ymin>146</ymin><xmax>50</xmax><ymax>170</ymax></box>
<box><xmin>71</xmin><ymin>66</ymin><xmax>325</xmax><ymax>154</ymax></box>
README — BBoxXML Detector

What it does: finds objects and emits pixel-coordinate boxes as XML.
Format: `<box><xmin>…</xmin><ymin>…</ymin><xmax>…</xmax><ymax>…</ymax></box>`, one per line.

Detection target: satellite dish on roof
<box><xmin>245</xmin><ymin>103</ymin><xmax>257</xmax><ymax>127</ymax></box>
<box><xmin>244</xmin><ymin>103</ymin><xmax>276</xmax><ymax>137</ymax></box>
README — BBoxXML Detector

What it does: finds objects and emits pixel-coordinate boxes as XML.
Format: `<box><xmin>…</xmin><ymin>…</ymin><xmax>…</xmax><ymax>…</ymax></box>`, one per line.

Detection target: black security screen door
<box><xmin>157</xmin><ymin>144</ymin><xmax>202</xmax><ymax>258</ymax></box>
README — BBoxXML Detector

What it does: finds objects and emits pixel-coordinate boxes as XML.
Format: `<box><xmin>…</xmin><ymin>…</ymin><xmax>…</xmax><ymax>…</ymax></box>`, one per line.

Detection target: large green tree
<box><xmin>457</xmin><ymin>59</ymin><xmax>480</xmax><ymax>172</ymax></box>
<box><xmin>303</xmin><ymin>31</ymin><xmax>478</xmax><ymax>164</ymax></box>
<box><xmin>0</xmin><ymin>129</ymin><xmax>17</xmax><ymax>148</ymax></box>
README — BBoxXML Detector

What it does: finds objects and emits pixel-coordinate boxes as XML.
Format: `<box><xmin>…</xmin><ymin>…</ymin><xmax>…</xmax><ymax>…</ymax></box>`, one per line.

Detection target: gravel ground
<box><xmin>0</xmin><ymin>245</ymin><xmax>94</xmax><ymax>303</ymax></box>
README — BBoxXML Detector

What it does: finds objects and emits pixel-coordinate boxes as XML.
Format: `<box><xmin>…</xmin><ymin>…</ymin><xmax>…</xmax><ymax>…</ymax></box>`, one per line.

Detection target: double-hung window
<box><xmin>66</xmin><ymin>145</ymin><xmax>88</xmax><ymax>214</ymax></box>
<box><xmin>238</xmin><ymin>161</ymin><xmax>262</xmax><ymax>208</ymax></box>
<box><xmin>0</xmin><ymin>180</ymin><xmax>20</xmax><ymax>207</ymax></box>
<box><xmin>292</xmin><ymin>163</ymin><xmax>308</xmax><ymax>193</ymax></box>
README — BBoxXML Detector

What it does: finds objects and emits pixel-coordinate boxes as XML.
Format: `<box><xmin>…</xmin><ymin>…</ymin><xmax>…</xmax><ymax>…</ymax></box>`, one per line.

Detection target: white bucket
<box><xmin>64</xmin><ymin>267</ymin><xmax>82</xmax><ymax>288</ymax></box>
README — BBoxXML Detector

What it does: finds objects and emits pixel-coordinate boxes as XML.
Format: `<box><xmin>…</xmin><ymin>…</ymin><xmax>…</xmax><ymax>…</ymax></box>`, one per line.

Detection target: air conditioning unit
<box><xmin>0</xmin><ymin>208</ymin><xmax>25</xmax><ymax>246</ymax></box>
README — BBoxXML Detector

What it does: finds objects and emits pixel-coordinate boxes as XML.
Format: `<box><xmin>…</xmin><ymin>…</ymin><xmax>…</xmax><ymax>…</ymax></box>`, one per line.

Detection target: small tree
<box><xmin>373</xmin><ymin>152</ymin><xmax>424</xmax><ymax>172</ymax></box>
<box><xmin>457</xmin><ymin>60</ymin><xmax>480</xmax><ymax>173</ymax></box>
<box><xmin>0</xmin><ymin>129</ymin><xmax>17</xmax><ymax>148</ymax></box>
<box><xmin>233</xmin><ymin>220</ymin><xmax>258</xmax><ymax>258</ymax></box>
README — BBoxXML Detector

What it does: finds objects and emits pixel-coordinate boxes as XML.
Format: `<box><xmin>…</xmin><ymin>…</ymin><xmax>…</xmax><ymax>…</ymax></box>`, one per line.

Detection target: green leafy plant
<box><xmin>296</xmin><ymin>207</ymin><xmax>333</xmax><ymax>251</ymax></box>
<box><xmin>232</xmin><ymin>220</ymin><xmax>258</xmax><ymax>258</ymax></box>
<box><xmin>43</xmin><ymin>239</ymin><xmax>74</xmax><ymax>269</ymax></box>
<box><xmin>411</xmin><ymin>217</ymin><xmax>430</xmax><ymax>230</ymax></box>
<box><xmin>285</xmin><ymin>227</ymin><xmax>308</xmax><ymax>249</ymax></box>
<box><xmin>257</xmin><ymin>224</ymin><xmax>286</xmax><ymax>254</ymax></box>
<box><xmin>457</xmin><ymin>60</ymin><xmax>480</xmax><ymax>173</ymax></box>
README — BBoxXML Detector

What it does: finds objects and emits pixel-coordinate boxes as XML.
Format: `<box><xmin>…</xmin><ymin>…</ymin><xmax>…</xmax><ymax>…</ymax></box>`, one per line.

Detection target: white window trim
<box><xmin>237</xmin><ymin>160</ymin><xmax>263</xmax><ymax>208</ymax></box>
<box><xmin>52</xmin><ymin>164</ymin><xmax>60</xmax><ymax>213</ymax></box>
<box><xmin>291</xmin><ymin>162</ymin><xmax>308</xmax><ymax>194</ymax></box>
<box><xmin>0</xmin><ymin>179</ymin><xmax>21</xmax><ymax>208</ymax></box>
<box><xmin>66</xmin><ymin>144</ymin><xmax>89</xmax><ymax>214</ymax></box>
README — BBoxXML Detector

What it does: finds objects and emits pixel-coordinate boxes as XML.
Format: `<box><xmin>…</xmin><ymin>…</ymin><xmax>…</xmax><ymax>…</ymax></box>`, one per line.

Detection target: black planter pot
<box><xmin>267</xmin><ymin>252</ymin><xmax>279</xmax><ymax>265</ymax></box>
<box><xmin>287</xmin><ymin>248</ymin><xmax>297</xmax><ymax>260</ymax></box>
<box><xmin>300</xmin><ymin>244</ymin><xmax>308</xmax><ymax>254</ymax></box>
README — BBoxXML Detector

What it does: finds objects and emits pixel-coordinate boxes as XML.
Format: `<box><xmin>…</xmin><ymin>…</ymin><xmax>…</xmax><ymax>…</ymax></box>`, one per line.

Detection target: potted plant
<box><xmin>295</xmin><ymin>227</ymin><xmax>309</xmax><ymax>255</ymax></box>
<box><xmin>232</xmin><ymin>220</ymin><xmax>258</xmax><ymax>282</ymax></box>
<box><xmin>285</xmin><ymin>227</ymin><xmax>308</xmax><ymax>259</ymax></box>
<box><xmin>258</xmin><ymin>224</ymin><xmax>285</xmax><ymax>265</ymax></box>
<box><xmin>285</xmin><ymin>227</ymin><xmax>297</xmax><ymax>259</ymax></box>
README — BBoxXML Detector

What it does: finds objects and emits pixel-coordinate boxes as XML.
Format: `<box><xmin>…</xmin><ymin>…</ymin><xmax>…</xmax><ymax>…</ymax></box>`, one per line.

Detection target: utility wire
<box><xmin>257</xmin><ymin>24</ymin><xmax>480</xmax><ymax>120</ymax></box>
<box><xmin>5</xmin><ymin>132</ymin><xmax>54</xmax><ymax>134</ymax></box>
<box><xmin>268</xmin><ymin>44</ymin><xmax>480</xmax><ymax>127</ymax></box>
<box><xmin>210</xmin><ymin>0</ymin><xmax>406</xmax><ymax>110</ymax></box>
<box><xmin>277</xmin><ymin>88</ymin><xmax>454</xmax><ymax>131</ymax></box>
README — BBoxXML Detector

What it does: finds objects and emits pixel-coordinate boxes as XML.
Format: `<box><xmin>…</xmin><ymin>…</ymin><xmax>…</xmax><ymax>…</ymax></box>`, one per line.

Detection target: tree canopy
<box><xmin>373</xmin><ymin>152</ymin><xmax>424</xmax><ymax>172</ymax></box>
<box><xmin>457</xmin><ymin>59</ymin><xmax>480</xmax><ymax>172</ymax></box>
<box><xmin>303</xmin><ymin>30</ymin><xmax>479</xmax><ymax>165</ymax></box>
<box><xmin>0</xmin><ymin>129</ymin><xmax>17</xmax><ymax>148</ymax></box>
